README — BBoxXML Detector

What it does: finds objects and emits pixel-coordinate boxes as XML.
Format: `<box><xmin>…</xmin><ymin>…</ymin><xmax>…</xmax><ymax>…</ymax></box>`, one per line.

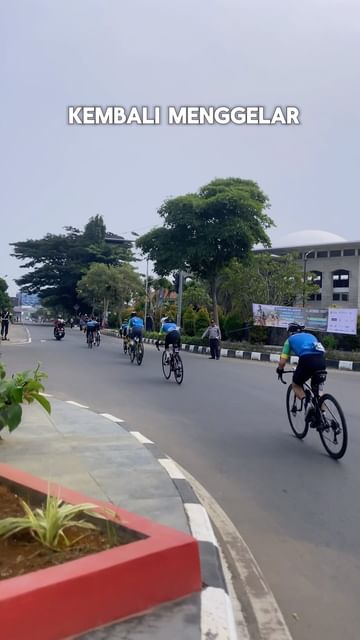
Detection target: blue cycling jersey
<box><xmin>86</xmin><ymin>320</ymin><xmax>98</xmax><ymax>329</ymax></box>
<box><xmin>160</xmin><ymin>322</ymin><xmax>178</xmax><ymax>334</ymax></box>
<box><xmin>128</xmin><ymin>317</ymin><xmax>144</xmax><ymax>329</ymax></box>
<box><xmin>283</xmin><ymin>332</ymin><xmax>325</xmax><ymax>358</ymax></box>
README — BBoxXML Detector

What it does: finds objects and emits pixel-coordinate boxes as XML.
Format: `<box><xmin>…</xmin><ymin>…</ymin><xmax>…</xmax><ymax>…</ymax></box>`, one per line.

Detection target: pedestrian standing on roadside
<box><xmin>202</xmin><ymin>320</ymin><xmax>221</xmax><ymax>360</ymax></box>
<box><xmin>1</xmin><ymin>309</ymin><xmax>10</xmax><ymax>340</ymax></box>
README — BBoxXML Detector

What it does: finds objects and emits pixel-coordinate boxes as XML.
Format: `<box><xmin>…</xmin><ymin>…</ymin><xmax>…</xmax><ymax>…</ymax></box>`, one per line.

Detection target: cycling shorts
<box><xmin>165</xmin><ymin>330</ymin><xmax>181</xmax><ymax>349</ymax></box>
<box><xmin>293</xmin><ymin>353</ymin><xmax>326</xmax><ymax>386</ymax></box>
<box><xmin>129</xmin><ymin>327</ymin><xmax>143</xmax><ymax>341</ymax></box>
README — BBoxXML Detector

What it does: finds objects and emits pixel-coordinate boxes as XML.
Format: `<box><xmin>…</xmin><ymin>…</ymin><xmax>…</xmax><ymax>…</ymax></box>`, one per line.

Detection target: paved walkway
<box><xmin>0</xmin><ymin>322</ymin><xmax>29</xmax><ymax>345</ymax></box>
<box><xmin>0</xmin><ymin>398</ymin><xmax>235</xmax><ymax>640</ymax></box>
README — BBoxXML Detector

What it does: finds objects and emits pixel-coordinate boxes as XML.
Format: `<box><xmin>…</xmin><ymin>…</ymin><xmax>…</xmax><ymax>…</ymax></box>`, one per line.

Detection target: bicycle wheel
<box><xmin>162</xmin><ymin>351</ymin><xmax>171</xmax><ymax>379</ymax></box>
<box><xmin>318</xmin><ymin>394</ymin><xmax>348</xmax><ymax>459</ymax></box>
<box><xmin>129</xmin><ymin>343</ymin><xmax>136</xmax><ymax>363</ymax></box>
<box><xmin>95</xmin><ymin>332</ymin><xmax>101</xmax><ymax>347</ymax></box>
<box><xmin>173</xmin><ymin>353</ymin><xmax>184</xmax><ymax>385</ymax></box>
<box><xmin>87</xmin><ymin>334</ymin><xmax>93</xmax><ymax>349</ymax></box>
<box><xmin>123</xmin><ymin>340</ymin><xmax>128</xmax><ymax>354</ymax></box>
<box><xmin>286</xmin><ymin>385</ymin><xmax>309</xmax><ymax>439</ymax></box>
<box><xmin>136</xmin><ymin>342</ymin><xmax>144</xmax><ymax>366</ymax></box>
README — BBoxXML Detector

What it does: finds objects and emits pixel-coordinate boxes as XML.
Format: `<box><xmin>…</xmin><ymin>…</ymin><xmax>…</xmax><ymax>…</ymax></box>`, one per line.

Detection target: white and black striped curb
<box><xmin>41</xmin><ymin>395</ymin><xmax>238</xmax><ymax>640</ymax></box>
<box><xmin>101</xmin><ymin>330</ymin><xmax>359</xmax><ymax>372</ymax></box>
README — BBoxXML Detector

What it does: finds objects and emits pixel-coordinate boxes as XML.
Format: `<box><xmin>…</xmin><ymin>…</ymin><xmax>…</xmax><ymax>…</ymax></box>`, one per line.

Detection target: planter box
<box><xmin>0</xmin><ymin>464</ymin><xmax>201</xmax><ymax>640</ymax></box>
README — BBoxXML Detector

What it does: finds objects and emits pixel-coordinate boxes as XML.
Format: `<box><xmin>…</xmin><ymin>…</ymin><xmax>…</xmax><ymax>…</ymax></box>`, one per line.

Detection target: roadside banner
<box><xmin>252</xmin><ymin>304</ymin><xmax>358</xmax><ymax>335</ymax></box>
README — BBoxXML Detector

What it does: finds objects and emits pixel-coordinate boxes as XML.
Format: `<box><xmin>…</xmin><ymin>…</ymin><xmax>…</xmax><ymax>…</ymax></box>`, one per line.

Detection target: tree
<box><xmin>183</xmin><ymin>306</ymin><xmax>196</xmax><ymax>336</ymax></box>
<box><xmin>195</xmin><ymin>307</ymin><xmax>211</xmax><ymax>335</ymax></box>
<box><xmin>217</xmin><ymin>253</ymin><xmax>319</xmax><ymax>322</ymax></box>
<box><xmin>77</xmin><ymin>262</ymin><xmax>142</xmax><ymax>322</ymax></box>
<box><xmin>11</xmin><ymin>216</ymin><xmax>133</xmax><ymax>314</ymax></box>
<box><xmin>136</xmin><ymin>178</ymin><xmax>274</xmax><ymax>324</ymax></box>
<box><xmin>182</xmin><ymin>281</ymin><xmax>211</xmax><ymax>310</ymax></box>
<box><xmin>0</xmin><ymin>278</ymin><xmax>11</xmax><ymax>311</ymax></box>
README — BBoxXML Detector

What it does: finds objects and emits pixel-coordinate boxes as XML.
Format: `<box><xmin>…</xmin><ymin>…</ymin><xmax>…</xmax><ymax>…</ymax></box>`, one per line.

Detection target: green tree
<box><xmin>136</xmin><ymin>178</ymin><xmax>273</xmax><ymax>324</ymax></box>
<box><xmin>183</xmin><ymin>306</ymin><xmax>196</xmax><ymax>336</ymax></box>
<box><xmin>0</xmin><ymin>278</ymin><xmax>11</xmax><ymax>311</ymax></box>
<box><xmin>183</xmin><ymin>281</ymin><xmax>211</xmax><ymax>310</ymax></box>
<box><xmin>217</xmin><ymin>253</ymin><xmax>318</xmax><ymax>322</ymax></box>
<box><xmin>11</xmin><ymin>216</ymin><xmax>133</xmax><ymax>314</ymax></box>
<box><xmin>195</xmin><ymin>307</ymin><xmax>211</xmax><ymax>335</ymax></box>
<box><xmin>77</xmin><ymin>262</ymin><xmax>142</xmax><ymax>323</ymax></box>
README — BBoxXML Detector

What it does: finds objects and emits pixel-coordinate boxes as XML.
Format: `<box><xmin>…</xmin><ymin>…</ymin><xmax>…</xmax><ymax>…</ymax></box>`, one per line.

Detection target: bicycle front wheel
<box><xmin>162</xmin><ymin>351</ymin><xmax>171</xmax><ymax>379</ymax></box>
<box><xmin>136</xmin><ymin>343</ymin><xmax>144</xmax><ymax>365</ymax></box>
<box><xmin>318</xmin><ymin>394</ymin><xmax>348</xmax><ymax>459</ymax></box>
<box><xmin>286</xmin><ymin>385</ymin><xmax>309</xmax><ymax>439</ymax></box>
<box><xmin>173</xmin><ymin>354</ymin><xmax>184</xmax><ymax>385</ymax></box>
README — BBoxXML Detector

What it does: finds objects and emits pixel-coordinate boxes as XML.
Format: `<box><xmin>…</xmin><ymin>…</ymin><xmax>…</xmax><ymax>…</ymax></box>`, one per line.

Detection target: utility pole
<box><xmin>144</xmin><ymin>258</ymin><xmax>149</xmax><ymax>330</ymax></box>
<box><xmin>302</xmin><ymin>251</ymin><xmax>312</xmax><ymax>307</ymax></box>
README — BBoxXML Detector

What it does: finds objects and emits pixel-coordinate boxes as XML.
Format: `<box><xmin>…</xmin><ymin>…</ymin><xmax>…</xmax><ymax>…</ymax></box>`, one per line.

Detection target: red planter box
<box><xmin>0</xmin><ymin>463</ymin><xmax>201</xmax><ymax>640</ymax></box>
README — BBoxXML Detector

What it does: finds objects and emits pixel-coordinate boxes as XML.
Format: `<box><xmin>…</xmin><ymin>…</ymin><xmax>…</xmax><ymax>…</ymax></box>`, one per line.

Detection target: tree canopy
<box><xmin>136</xmin><ymin>178</ymin><xmax>274</xmax><ymax>323</ymax></box>
<box><xmin>11</xmin><ymin>215</ymin><xmax>134</xmax><ymax>314</ymax></box>
<box><xmin>0</xmin><ymin>278</ymin><xmax>11</xmax><ymax>311</ymax></box>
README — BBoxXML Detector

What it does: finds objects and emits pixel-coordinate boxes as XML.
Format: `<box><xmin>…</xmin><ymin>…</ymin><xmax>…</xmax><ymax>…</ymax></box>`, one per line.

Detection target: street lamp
<box><xmin>302</xmin><ymin>250</ymin><xmax>313</xmax><ymax>307</ymax></box>
<box><xmin>131</xmin><ymin>232</ymin><xmax>149</xmax><ymax>329</ymax></box>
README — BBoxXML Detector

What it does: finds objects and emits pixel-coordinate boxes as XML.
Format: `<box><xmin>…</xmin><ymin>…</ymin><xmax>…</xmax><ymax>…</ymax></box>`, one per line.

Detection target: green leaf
<box><xmin>3</xmin><ymin>404</ymin><xmax>22</xmax><ymax>432</ymax></box>
<box><xmin>32</xmin><ymin>393</ymin><xmax>51</xmax><ymax>414</ymax></box>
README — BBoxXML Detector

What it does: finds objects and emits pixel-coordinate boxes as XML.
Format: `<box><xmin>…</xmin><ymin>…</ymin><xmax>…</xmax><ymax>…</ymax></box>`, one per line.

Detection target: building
<box><xmin>255</xmin><ymin>230</ymin><xmax>360</xmax><ymax>309</ymax></box>
<box><xmin>16</xmin><ymin>292</ymin><xmax>40</xmax><ymax>307</ymax></box>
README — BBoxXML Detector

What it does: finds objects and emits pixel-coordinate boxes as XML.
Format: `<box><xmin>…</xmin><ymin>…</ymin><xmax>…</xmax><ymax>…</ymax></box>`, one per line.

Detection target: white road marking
<box><xmin>251</xmin><ymin>351</ymin><xmax>261</xmax><ymax>360</ymax></box>
<box><xmin>130</xmin><ymin>431</ymin><xmax>154</xmax><ymax>444</ymax></box>
<box><xmin>184</xmin><ymin>503</ymin><xmax>218</xmax><ymax>547</ymax></box>
<box><xmin>201</xmin><ymin>587</ymin><xmax>239</xmax><ymax>640</ymax></box>
<box><xmin>158</xmin><ymin>457</ymin><xmax>186</xmax><ymax>479</ymax></box>
<box><xmin>339</xmin><ymin>360</ymin><xmax>353</xmax><ymax>370</ymax></box>
<box><xmin>100</xmin><ymin>412</ymin><xmax>124</xmax><ymax>423</ymax></box>
<box><xmin>66</xmin><ymin>400</ymin><xmax>89</xmax><ymax>409</ymax></box>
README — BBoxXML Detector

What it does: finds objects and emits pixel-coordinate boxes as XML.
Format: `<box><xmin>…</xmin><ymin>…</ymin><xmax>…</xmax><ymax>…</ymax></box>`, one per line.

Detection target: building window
<box><xmin>309</xmin><ymin>270</ymin><xmax>322</xmax><ymax>288</ymax></box>
<box><xmin>343</xmin><ymin>249</ymin><xmax>355</xmax><ymax>256</ymax></box>
<box><xmin>341</xmin><ymin>293</ymin><xmax>349</xmax><ymax>301</ymax></box>
<box><xmin>330</xmin><ymin>250</ymin><xmax>342</xmax><ymax>257</ymax></box>
<box><xmin>317</xmin><ymin>250</ymin><xmax>328</xmax><ymax>258</ymax></box>
<box><xmin>333</xmin><ymin>269</ymin><xmax>350</xmax><ymax>288</ymax></box>
<box><xmin>309</xmin><ymin>293</ymin><xmax>322</xmax><ymax>301</ymax></box>
<box><xmin>306</xmin><ymin>251</ymin><xmax>315</xmax><ymax>259</ymax></box>
<box><xmin>333</xmin><ymin>293</ymin><xmax>340</xmax><ymax>301</ymax></box>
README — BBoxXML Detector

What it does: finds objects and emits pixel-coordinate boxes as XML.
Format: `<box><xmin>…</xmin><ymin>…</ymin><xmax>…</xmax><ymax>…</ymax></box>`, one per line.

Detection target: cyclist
<box><xmin>127</xmin><ymin>311</ymin><xmax>144</xmax><ymax>350</ymax></box>
<box><xmin>276</xmin><ymin>322</ymin><xmax>326</xmax><ymax>416</ymax></box>
<box><xmin>119</xmin><ymin>319</ymin><xmax>129</xmax><ymax>351</ymax></box>
<box><xmin>157</xmin><ymin>316</ymin><xmax>181</xmax><ymax>361</ymax></box>
<box><xmin>86</xmin><ymin>316</ymin><xmax>99</xmax><ymax>344</ymax></box>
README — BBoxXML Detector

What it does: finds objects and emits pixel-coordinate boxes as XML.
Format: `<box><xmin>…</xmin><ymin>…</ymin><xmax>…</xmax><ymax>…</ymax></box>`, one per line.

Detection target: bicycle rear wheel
<box><xmin>129</xmin><ymin>343</ymin><xmax>135</xmax><ymax>363</ymax></box>
<box><xmin>162</xmin><ymin>351</ymin><xmax>171</xmax><ymax>379</ymax></box>
<box><xmin>286</xmin><ymin>385</ymin><xmax>309</xmax><ymax>439</ymax></box>
<box><xmin>87</xmin><ymin>335</ymin><xmax>93</xmax><ymax>349</ymax></box>
<box><xmin>318</xmin><ymin>393</ymin><xmax>348</xmax><ymax>459</ymax></box>
<box><xmin>173</xmin><ymin>354</ymin><xmax>184</xmax><ymax>385</ymax></box>
<box><xmin>95</xmin><ymin>332</ymin><xmax>101</xmax><ymax>346</ymax></box>
<box><xmin>136</xmin><ymin>343</ymin><xmax>144</xmax><ymax>365</ymax></box>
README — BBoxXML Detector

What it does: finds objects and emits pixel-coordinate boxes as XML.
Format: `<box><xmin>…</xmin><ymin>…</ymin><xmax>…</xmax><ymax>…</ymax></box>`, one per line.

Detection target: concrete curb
<box><xmin>40</xmin><ymin>395</ymin><xmax>238</xmax><ymax>640</ymax></box>
<box><xmin>101</xmin><ymin>330</ymin><xmax>359</xmax><ymax>372</ymax></box>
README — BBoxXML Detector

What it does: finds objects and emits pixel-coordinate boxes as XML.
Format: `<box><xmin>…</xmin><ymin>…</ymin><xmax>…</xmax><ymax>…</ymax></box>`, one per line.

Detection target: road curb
<box><xmin>40</xmin><ymin>394</ymin><xmax>238</xmax><ymax>640</ymax></box>
<box><xmin>101</xmin><ymin>331</ymin><xmax>359</xmax><ymax>372</ymax></box>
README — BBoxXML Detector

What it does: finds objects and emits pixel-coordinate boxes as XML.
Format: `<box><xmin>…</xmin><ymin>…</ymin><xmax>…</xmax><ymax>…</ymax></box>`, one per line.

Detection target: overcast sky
<box><xmin>1</xmin><ymin>0</ymin><xmax>359</xmax><ymax>295</ymax></box>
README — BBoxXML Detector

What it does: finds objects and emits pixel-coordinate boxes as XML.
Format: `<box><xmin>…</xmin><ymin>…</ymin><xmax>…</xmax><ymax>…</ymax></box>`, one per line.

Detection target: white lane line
<box><xmin>24</xmin><ymin>326</ymin><xmax>32</xmax><ymax>343</ymax></box>
<box><xmin>201</xmin><ymin>587</ymin><xmax>240</xmax><ymax>640</ymax></box>
<box><xmin>184</xmin><ymin>503</ymin><xmax>218</xmax><ymax>547</ymax></box>
<box><xmin>66</xmin><ymin>400</ymin><xmax>89</xmax><ymax>409</ymax></box>
<box><xmin>158</xmin><ymin>458</ymin><xmax>186</xmax><ymax>479</ymax></box>
<box><xmin>100</xmin><ymin>413</ymin><xmax>125</xmax><ymax>423</ymax></box>
<box><xmin>130</xmin><ymin>431</ymin><xmax>154</xmax><ymax>444</ymax></box>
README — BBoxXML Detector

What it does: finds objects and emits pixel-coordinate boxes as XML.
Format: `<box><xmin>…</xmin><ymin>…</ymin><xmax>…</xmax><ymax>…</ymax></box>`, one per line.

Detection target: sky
<box><xmin>1</xmin><ymin>0</ymin><xmax>360</xmax><ymax>295</ymax></box>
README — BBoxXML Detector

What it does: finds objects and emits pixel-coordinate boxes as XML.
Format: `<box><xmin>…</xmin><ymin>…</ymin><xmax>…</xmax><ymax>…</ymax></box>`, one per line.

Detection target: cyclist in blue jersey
<box><xmin>127</xmin><ymin>311</ymin><xmax>144</xmax><ymax>344</ymax></box>
<box><xmin>156</xmin><ymin>316</ymin><xmax>181</xmax><ymax>361</ymax></box>
<box><xmin>276</xmin><ymin>323</ymin><xmax>326</xmax><ymax>407</ymax></box>
<box><xmin>86</xmin><ymin>316</ymin><xmax>100</xmax><ymax>343</ymax></box>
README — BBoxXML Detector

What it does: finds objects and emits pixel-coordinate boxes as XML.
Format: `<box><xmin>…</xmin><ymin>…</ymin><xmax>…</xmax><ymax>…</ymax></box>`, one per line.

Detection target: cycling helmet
<box><xmin>287</xmin><ymin>322</ymin><xmax>304</xmax><ymax>334</ymax></box>
<box><xmin>130</xmin><ymin>311</ymin><xmax>137</xmax><ymax>317</ymax></box>
<box><xmin>162</xmin><ymin>316</ymin><xmax>169</xmax><ymax>323</ymax></box>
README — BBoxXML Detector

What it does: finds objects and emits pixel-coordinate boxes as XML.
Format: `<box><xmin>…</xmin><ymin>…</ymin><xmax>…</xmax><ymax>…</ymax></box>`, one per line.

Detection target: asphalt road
<box><xmin>3</xmin><ymin>325</ymin><xmax>360</xmax><ymax>640</ymax></box>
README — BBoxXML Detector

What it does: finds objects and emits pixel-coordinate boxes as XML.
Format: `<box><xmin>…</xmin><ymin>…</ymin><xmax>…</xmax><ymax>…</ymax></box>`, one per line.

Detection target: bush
<box><xmin>322</xmin><ymin>334</ymin><xmax>338</xmax><ymax>350</ymax></box>
<box><xmin>195</xmin><ymin>307</ymin><xmax>210</xmax><ymax>335</ymax></box>
<box><xmin>183</xmin><ymin>306</ymin><xmax>196</xmax><ymax>336</ymax></box>
<box><xmin>248</xmin><ymin>325</ymin><xmax>268</xmax><ymax>344</ymax></box>
<box><xmin>224</xmin><ymin>311</ymin><xmax>244</xmax><ymax>341</ymax></box>
<box><xmin>0</xmin><ymin>363</ymin><xmax>51</xmax><ymax>434</ymax></box>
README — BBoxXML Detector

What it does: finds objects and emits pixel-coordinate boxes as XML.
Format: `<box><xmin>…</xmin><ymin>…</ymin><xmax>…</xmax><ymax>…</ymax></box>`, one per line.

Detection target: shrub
<box><xmin>195</xmin><ymin>307</ymin><xmax>210</xmax><ymax>335</ymax></box>
<box><xmin>224</xmin><ymin>311</ymin><xmax>244</xmax><ymax>341</ymax></box>
<box><xmin>322</xmin><ymin>334</ymin><xmax>338</xmax><ymax>350</ymax></box>
<box><xmin>0</xmin><ymin>363</ymin><xmax>50</xmax><ymax>434</ymax></box>
<box><xmin>183</xmin><ymin>306</ymin><xmax>196</xmax><ymax>336</ymax></box>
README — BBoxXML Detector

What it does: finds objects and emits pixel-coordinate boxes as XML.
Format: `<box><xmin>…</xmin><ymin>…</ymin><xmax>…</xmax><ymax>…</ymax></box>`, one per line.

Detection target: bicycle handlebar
<box><xmin>277</xmin><ymin>369</ymin><xmax>293</xmax><ymax>385</ymax></box>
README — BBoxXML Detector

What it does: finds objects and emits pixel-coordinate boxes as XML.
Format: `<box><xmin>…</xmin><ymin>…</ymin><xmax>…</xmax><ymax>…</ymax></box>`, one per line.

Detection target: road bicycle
<box><xmin>123</xmin><ymin>336</ymin><xmax>129</xmax><ymax>355</ymax></box>
<box><xmin>87</xmin><ymin>331</ymin><xmax>94</xmax><ymax>349</ymax></box>
<box><xmin>95</xmin><ymin>330</ymin><xmax>101</xmax><ymax>347</ymax></box>
<box><xmin>278</xmin><ymin>369</ymin><xmax>348</xmax><ymax>459</ymax></box>
<box><xmin>156</xmin><ymin>342</ymin><xmax>184</xmax><ymax>385</ymax></box>
<box><xmin>128</xmin><ymin>336</ymin><xmax>144</xmax><ymax>366</ymax></box>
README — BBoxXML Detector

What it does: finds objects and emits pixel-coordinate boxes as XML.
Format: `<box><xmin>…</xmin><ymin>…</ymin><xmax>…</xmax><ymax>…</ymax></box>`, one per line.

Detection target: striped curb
<box><xmin>101</xmin><ymin>330</ymin><xmax>359</xmax><ymax>372</ymax></box>
<box><xmin>40</xmin><ymin>394</ymin><xmax>238</xmax><ymax>640</ymax></box>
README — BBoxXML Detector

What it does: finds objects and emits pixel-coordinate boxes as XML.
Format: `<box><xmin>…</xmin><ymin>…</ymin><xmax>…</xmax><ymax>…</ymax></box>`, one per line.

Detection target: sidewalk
<box><xmin>0</xmin><ymin>398</ymin><xmax>236</xmax><ymax>640</ymax></box>
<box><xmin>0</xmin><ymin>323</ymin><xmax>30</xmax><ymax>345</ymax></box>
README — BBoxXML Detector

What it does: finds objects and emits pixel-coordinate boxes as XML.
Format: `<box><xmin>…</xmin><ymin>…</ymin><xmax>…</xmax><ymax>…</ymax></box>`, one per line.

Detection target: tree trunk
<box><xmin>210</xmin><ymin>277</ymin><xmax>219</xmax><ymax>326</ymax></box>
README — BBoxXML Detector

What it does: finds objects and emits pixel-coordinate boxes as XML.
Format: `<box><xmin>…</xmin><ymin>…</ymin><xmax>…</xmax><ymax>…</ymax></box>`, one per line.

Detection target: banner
<box><xmin>327</xmin><ymin>308</ymin><xmax>358</xmax><ymax>335</ymax></box>
<box><xmin>253</xmin><ymin>304</ymin><xmax>358</xmax><ymax>335</ymax></box>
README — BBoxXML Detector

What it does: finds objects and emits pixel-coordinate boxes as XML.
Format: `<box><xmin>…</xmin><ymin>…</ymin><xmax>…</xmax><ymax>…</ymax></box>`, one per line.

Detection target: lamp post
<box><xmin>302</xmin><ymin>250</ymin><xmax>312</xmax><ymax>307</ymax></box>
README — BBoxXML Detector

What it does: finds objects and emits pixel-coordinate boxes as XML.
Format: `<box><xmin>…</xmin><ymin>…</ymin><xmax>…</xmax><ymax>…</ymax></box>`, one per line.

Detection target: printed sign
<box><xmin>253</xmin><ymin>304</ymin><xmax>358</xmax><ymax>335</ymax></box>
<box><xmin>327</xmin><ymin>308</ymin><xmax>358</xmax><ymax>335</ymax></box>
